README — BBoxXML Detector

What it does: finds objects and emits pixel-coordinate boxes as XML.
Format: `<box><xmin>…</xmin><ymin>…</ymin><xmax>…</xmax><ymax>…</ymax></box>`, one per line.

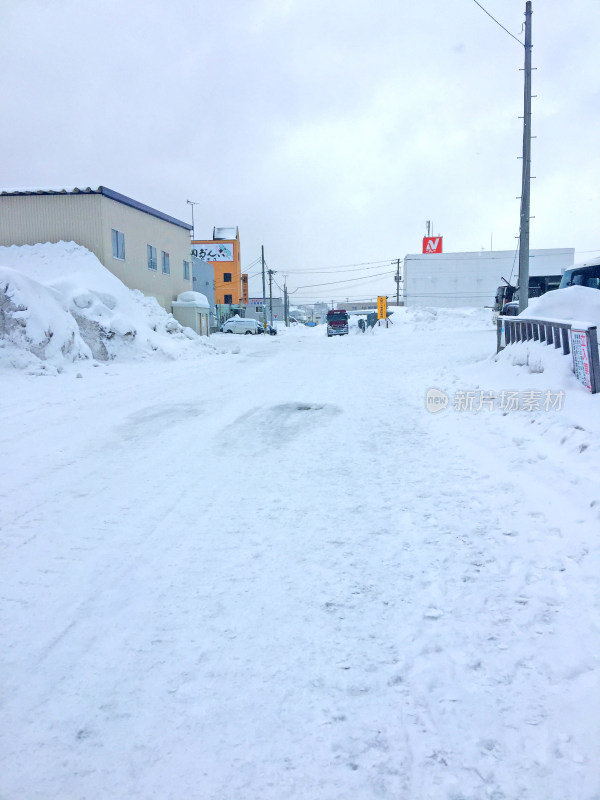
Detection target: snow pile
<box><xmin>388</xmin><ymin>305</ymin><xmax>493</xmax><ymax>331</ymax></box>
<box><xmin>0</xmin><ymin>242</ymin><xmax>216</xmax><ymax>373</ymax></box>
<box><xmin>175</xmin><ymin>290</ymin><xmax>210</xmax><ymax>308</ymax></box>
<box><xmin>521</xmin><ymin>284</ymin><xmax>600</xmax><ymax>327</ymax></box>
<box><xmin>494</xmin><ymin>286</ymin><xmax>600</xmax><ymax>383</ymax></box>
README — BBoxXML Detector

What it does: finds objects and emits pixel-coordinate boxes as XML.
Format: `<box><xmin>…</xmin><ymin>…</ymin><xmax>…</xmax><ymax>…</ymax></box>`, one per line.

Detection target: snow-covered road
<box><xmin>1</xmin><ymin>319</ymin><xmax>599</xmax><ymax>799</ymax></box>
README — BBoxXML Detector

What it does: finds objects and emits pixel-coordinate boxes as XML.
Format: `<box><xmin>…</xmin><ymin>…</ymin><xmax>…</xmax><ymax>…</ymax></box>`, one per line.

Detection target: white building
<box><xmin>402</xmin><ymin>248</ymin><xmax>575</xmax><ymax>308</ymax></box>
<box><xmin>0</xmin><ymin>186</ymin><xmax>193</xmax><ymax>311</ymax></box>
<box><xmin>244</xmin><ymin>296</ymin><xmax>284</xmax><ymax>322</ymax></box>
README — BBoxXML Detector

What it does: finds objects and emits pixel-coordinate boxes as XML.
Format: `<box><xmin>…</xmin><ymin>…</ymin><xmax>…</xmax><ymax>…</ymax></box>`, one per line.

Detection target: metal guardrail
<box><xmin>497</xmin><ymin>315</ymin><xmax>600</xmax><ymax>394</ymax></box>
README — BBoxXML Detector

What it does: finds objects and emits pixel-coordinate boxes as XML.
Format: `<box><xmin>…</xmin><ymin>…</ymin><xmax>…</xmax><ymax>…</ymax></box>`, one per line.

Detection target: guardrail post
<box><xmin>561</xmin><ymin>328</ymin><xmax>570</xmax><ymax>355</ymax></box>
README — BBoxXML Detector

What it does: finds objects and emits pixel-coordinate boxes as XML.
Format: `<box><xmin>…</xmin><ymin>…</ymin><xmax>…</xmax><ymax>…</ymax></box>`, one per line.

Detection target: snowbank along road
<box><xmin>1</xmin><ymin>315</ymin><xmax>599</xmax><ymax>799</ymax></box>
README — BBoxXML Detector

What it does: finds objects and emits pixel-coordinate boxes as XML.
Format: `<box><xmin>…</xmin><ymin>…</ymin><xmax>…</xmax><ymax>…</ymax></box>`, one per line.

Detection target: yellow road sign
<box><xmin>377</xmin><ymin>296</ymin><xmax>387</xmax><ymax>320</ymax></box>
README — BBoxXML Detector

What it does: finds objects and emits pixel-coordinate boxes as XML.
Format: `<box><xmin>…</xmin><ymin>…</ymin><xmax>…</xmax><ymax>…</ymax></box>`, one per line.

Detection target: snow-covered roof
<box><xmin>0</xmin><ymin>186</ymin><xmax>192</xmax><ymax>231</ymax></box>
<box><xmin>212</xmin><ymin>227</ymin><xmax>238</xmax><ymax>240</ymax></box>
<box><xmin>174</xmin><ymin>291</ymin><xmax>210</xmax><ymax>308</ymax></box>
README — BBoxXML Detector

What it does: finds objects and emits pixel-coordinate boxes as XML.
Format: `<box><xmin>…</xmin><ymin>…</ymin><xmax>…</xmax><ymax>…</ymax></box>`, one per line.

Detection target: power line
<box><xmin>285</xmin><ymin>262</ymin><xmax>397</xmax><ymax>275</ymax></box>
<box><xmin>294</xmin><ymin>270</ymin><xmax>394</xmax><ymax>291</ymax></box>
<box><xmin>262</xmin><ymin>258</ymin><xmax>395</xmax><ymax>274</ymax></box>
<box><xmin>291</xmin><ymin>291</ymin><xmax>395</xmax><ymax>300</ymax></box>
<box><xmin>471</xmin><ymin>0</ymin><xmax>524</xmax><ymax>46</ymax></box>
<box><xmin>282</xmin><ymin>259</ymin><xmax>394</xmax><ymax>275</ymax></box>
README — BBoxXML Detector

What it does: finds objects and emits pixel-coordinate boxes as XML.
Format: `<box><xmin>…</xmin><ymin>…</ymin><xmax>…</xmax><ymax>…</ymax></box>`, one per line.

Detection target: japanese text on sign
<box><xmin>192</xmin><ymin>244</ymin><xmax>234</xmax><ymax>262</ymax></box>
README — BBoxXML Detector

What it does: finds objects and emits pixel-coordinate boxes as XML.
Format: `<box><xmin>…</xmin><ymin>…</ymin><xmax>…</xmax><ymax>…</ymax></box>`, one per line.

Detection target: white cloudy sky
<box><xmin>2</xmin><ymin>0</ymin><xmax>599</xmax><ymax>302</ymax></box>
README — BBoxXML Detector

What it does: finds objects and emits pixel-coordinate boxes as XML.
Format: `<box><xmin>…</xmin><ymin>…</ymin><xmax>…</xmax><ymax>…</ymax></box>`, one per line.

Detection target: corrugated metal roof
<box><xmin>213</xmin><ymin>226</ymin><xmax>238</xmax><ymax>240</ymax></box>
<box><xmin>0</xmin><ymin>186</ymin><xmax>192</xmax><ymax>231</ymax></box>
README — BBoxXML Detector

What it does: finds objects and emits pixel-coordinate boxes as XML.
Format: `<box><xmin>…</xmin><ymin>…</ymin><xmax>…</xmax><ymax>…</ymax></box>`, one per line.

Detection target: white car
<box><xmin>221</xmin><ymin>318</ymin><xmax>262</xmax><ymax>335</ymax></box>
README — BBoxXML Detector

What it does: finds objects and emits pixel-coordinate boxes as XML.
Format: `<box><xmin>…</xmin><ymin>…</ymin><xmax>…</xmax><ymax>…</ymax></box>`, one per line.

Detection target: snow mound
<box><xmin>0</xmin><ymin>242</ymin><xmax>216</xmax><ymax>373</ymax></box>
<box><xmin>520</xmin><ymin>285</ymin><xmax>600</xmax><ymax>327</ymax></box>
<box><xmin>389</xmin><ymin>306</ymin><xmax>493</xmax><ymax>330</ymax></box>
<box><xmin>176</xmin><ymin>291</ymin><xmax>210</xmax><ymax>307</ymax></box>
<box><xmin>493</xmin><ymin>287</ymin><xmax>600</xmax><ymax>387</ymax></box>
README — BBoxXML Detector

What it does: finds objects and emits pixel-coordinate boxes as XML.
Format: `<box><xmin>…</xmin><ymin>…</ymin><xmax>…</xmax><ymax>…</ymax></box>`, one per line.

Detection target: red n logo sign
<box><xmin>423</xmin><ymin>236</ymin><xmax>442</xmax><ymax>254</ymax></box>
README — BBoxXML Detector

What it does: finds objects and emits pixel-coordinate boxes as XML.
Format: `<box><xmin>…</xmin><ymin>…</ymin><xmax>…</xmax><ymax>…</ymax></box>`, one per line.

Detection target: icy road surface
<box><xmin>1</xmin><ymin>320</ymin><xmax>599</xmax><ymax>799</ymax></box>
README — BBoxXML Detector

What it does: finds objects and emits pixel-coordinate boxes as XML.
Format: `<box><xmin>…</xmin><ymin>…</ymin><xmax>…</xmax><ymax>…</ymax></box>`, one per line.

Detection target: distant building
<box><xmin>403</xmin><ymin>248</ymin><xmax>575</xmax><ymax>308</ymax></box>
<box><xmin>0</xmin><ymin>186</ymin><xmax>193</xmax><ymax>311</ymax></box>
<box><xmin>336</xmin><ymin>300</ymin><xmax>404</xmax><ymax>311</ymax></box>
<box><xmin>289</xmin><ymin>306</ymin><xmax>307</xmax><ymax>323</ymax></box>
<box><xmin>298</xmin><ymin>302</ymin><xmax>329</xmax><ymax>323</ymax></box>
<box><xmin>192</xmin><ymin>227</ymin><xmax>241</xmax><ymax>306</ymax></box>
<box><xmin>244</xmin><ymin>297</ymin><xmax>284</xmax><ymax>322</ymax></box>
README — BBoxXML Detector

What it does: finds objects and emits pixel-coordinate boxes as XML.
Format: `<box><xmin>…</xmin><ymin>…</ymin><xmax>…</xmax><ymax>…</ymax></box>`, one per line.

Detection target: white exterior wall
<box><xmin>0</xmin><ymin>193</ymin><xmax>105</xmax><ymax>259</ymax></box>
<box><xmin>403</xmin><ymin>248</ymin><xmax>575</xmax><ymax>308</ymax></box>
<box><xmin>98</xmin><ymin>195</ymin><xmax>191</xmax><ymax>310</ymax></box>
<box><xmin>244</xmin><ymin>297</ymin><xmax>284</xmax><ymax>321</ymax></box>
<box><xmin>171</xmin><ymin>303</ymin><xmax>210</xmax><ymax>336</ymax></box>
<box><xmin>0</xmin><ymin>192</ymin><xmax>192</xmax><ymax>311</ymax></box>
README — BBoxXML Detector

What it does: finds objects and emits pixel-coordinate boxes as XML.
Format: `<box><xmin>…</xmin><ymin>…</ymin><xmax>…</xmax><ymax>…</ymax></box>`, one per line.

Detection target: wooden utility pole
<box><xmin>518</xmin><ymin>1</ymin><xmax>533</xmax><ymax>314</ymax></box>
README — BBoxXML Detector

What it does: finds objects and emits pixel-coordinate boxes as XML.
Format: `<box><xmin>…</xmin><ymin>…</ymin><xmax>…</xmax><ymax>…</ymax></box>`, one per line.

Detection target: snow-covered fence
<box><xmin>497</xmin><ymin>316</ymin><xmax>600</xmax><ymax>393</ymax></box>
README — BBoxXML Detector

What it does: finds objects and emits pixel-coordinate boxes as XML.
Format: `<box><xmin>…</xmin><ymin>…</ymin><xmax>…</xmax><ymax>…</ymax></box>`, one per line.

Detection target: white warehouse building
<box><xmin>402</xmin><ymin>247</ymin><xmax>575</xmax><ymax>308</ymax></box>
<box><xmin>0</xmin><ymin>186</ymin><xmax>193</xmax><ymax>311</ymax></box>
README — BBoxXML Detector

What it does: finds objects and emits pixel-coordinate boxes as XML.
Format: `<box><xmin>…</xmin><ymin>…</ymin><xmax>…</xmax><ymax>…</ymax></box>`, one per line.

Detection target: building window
<box><xmin>162</xmin><ymin>251</ymin><xmax>170</xmax><ymax>275</ymax></box>
<box><xmin>183</xmin><ymin>260</ymin><xmax>190</xmax><ymax>280</ymax></box>
<box><xmin>224</xmin><ymin>294</ymin><xmax>233</xmax><ymax>304</ymax></box>
<box><xmin>256</xmin><ymin>305</ymin><xmax>263</xmax><ymax>312</ymax></box>
<box><xmin>223</xmin><ymin>272</ymin><xmax>232</xmax><ymax>283</ymax></box>
<box><xmin>111</xmin><ymin>229</ymin><xmax>125</xmax><ymax>260</ymax></box>
<box><xmin>147</xmin><ymin>244</ymin><xmax>157</xmax><ymax>271</ymax></box>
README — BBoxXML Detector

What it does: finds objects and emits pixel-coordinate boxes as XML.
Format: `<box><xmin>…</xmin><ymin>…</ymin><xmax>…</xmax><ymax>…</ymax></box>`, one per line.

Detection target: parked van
<box><xmin>559</xmin><ymin>258</ymin><xmax>600</xmax><ymax>290</ymax></box>
<box><xmin>221</xmin><ymin>317</ymin><xmax>261</xmax><ymax>335</ymax></box>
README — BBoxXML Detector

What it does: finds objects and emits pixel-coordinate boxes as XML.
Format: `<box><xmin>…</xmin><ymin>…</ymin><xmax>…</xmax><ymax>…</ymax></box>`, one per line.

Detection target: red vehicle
<box><xmin>326</xmin><ymin>309</ymin><xmax>349</xmax><ymax>337</ymax></box>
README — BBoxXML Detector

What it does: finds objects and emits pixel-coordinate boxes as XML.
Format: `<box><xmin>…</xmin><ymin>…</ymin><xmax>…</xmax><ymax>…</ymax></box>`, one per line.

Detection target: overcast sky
<box><xmin>2</xmin><ymin>0</ymin><xmax>599</xmax><ymax>302</ymax></box>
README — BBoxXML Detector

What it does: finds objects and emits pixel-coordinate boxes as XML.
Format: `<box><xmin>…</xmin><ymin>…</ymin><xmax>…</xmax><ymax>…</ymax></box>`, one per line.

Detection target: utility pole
<box><xmin>261</xmin><ymin>245</ymin><xmax>267</xmax><ymax>331</ymax></box>
<box><xmin>268</xmin><ymin>269</ymin><xmax>275</xmax><ymax>326</ymax></box>
<box><xmin>283</xmin><ymin>278</ymin><xmax>289</xmax><ymax>327</ymax></box>
<box><xmin>518</xmin><ymin>1</ymin><xmax>533</xmax><ymax>314</ymax></box>
<box><xmin>395</xmin><ymin>258</ymin><xmax>401</xmax><ymax>306</ymax></box>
